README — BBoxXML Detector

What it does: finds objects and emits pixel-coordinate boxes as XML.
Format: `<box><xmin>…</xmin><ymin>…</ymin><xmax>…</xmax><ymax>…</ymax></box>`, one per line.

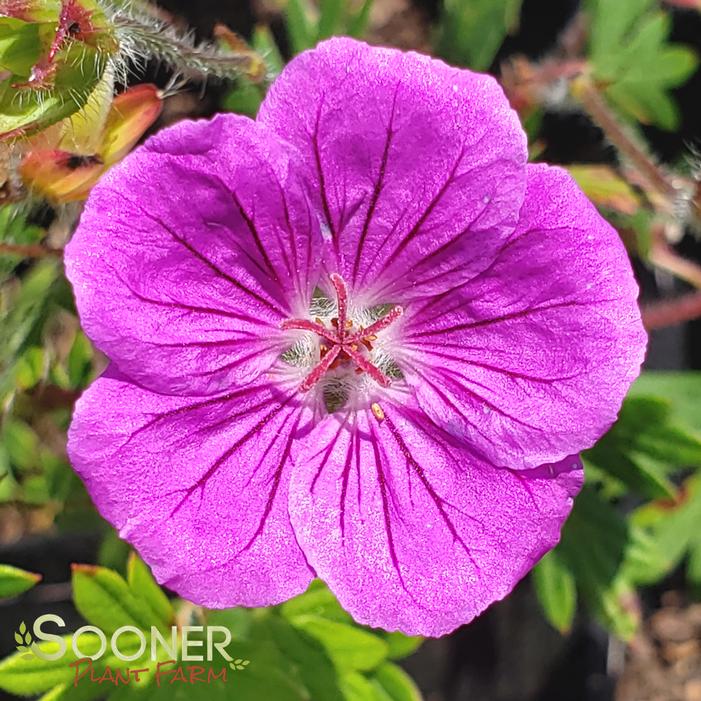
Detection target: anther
<box><xmin>371</xmin><ymin>403</ymin><xmax>385</xmax><ymax>422</ymax></box>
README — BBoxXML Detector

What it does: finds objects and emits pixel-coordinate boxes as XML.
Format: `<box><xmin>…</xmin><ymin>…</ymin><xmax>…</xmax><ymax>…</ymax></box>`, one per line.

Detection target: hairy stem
<box><xmin>648</xmin><ymin>221</ymin><xmax>701</xmax><ymax>289</ymax></box>
<box><xmin>0</xmin><ymin>242</ymin><xmax>62</xmax><ymax>258</ymax></box>
<box><xmin>649</xmin><ymin>246</ymin><xmax>701</xmax><ymax>290</ymax></box>
<box><xmin>112</xmin><ymin>9</ymin><xmax>266</xmax><ymax>83</ymax></box>
<box><xmin>642</xmin><ymin>291</ymin><xmax>701</xmax><ymax>330</ymax></box>
<box><xmin>572</xmin><ymin>76</ymin><xmax>680</xmax><ymax>207</ymax></box>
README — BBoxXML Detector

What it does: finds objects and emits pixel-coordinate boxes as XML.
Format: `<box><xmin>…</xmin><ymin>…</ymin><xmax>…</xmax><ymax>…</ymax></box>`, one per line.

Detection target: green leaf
<box><xmin>558</xmin><ymin>488</ymin><xmax>642</xmax><ymax>639</ymax></box>
<box><xmin>614</xmin><ymin>398</ymin><xmax>701</xmax><ymax>467</ymax></box>
<box><xmin>630</xmin><ymin>474</ymin><xmax>701</xmax><ymax>584</ymax></box>
<box><xmin>71</xmin><ymin>564</ymin><xmax>164</xmax><ymax>634</ymax></box>
<box><xmin>0</xmin><ymin>259</ymin><xmax>59</xmax><ymax>397</ymax></box>
<box><xmin>378</xmin><ymin>632</ymin><xmax>422</xmax><ymax>661</ymax></box>
<box><xmin>188</xmin><ymin>621</ymin><xmax>311</xmax><ymax>701</ymax></box>
<box><xmin>609</xmin><ymin>12</ymin><xmax>671</xmax><ymax>79</ymax></box>
<box><xmin>371</xmin><ymin>662</ymin><xmax>422</xmax><ymax>701</ymax></box>
<box><xmin>288</xmin><ymin>615</ymin><xmax>389</xmax><ymax>672</ymax></box>
<box><xmin>67</xmin><ymin>332</ymin><xmax>93</xmax><ymax>389</ymax></box>
<box><xmin>587</xmin><ymin>1</ymin><xmax>697</xmax><ymax>129</ymax></box>
<box><xmin>626</xmin><ymin>45</ymin><xmax>698</xmax><ymax>85</ymax></box>
<box><xmin>0</xmin><ymin>17</ymin><xmax>42</xmax><ymax>76</ymax></box>
<box><xmin>436</xmin><ymin>0</ymin><xmax>523</xmax><ymax>70</ymax></box>
<box><xmin>38</xmin><ymin>681</ymin><xmax>107</xmax><ymax>701</ymax></box>
<box><xmin>0</xmin><ymin>207</ymin><xmax>45</xmax><ymax>280</ymax></box>
<box><xmin>630</xmin><ymin>372</ymin><xmax>701</xmax><ymax>431</ymax></box>
<box><xmin>286</xmin><ymin>0</ymin><xmax>315</xmax><ymax>54</ymax></box>
<box><xmin>0</xmin><ymin>564</ymin><xmax>41</xmax><ymax>598</ymax></box>
<box><xmin>348</xmin><ymin>0</ymin><xmax>374</xmax><ymax>38</ymax></box>
<box><xmin>126</xmin><ymin>552</ymin><xmax>174</xmax><ymax>629</ymax></box>
<box><xmin>222</xmin><ymin>81</ymin><xmax>263</xmax><ymax>117</ymax></box>
<box><xmin>14</xmin><ymin>346</ymin><xmax>46</xmax><ymax>390</ymax></box>
<box><xmin>687</xmin><ymin>533</ymin><xmax>701</xmax><ymax>596</ymax></box>
<box><xmin>280</xmin><ymin>580</ymin><xmax>353</xmax><ymax>624</ymax></box>
<box><xmin>252</xmin><ymin>25</ymin><xmax>284</xmax><ymax>78</ymax></box>
<box><xmin>0</xmin><ymin>632</ymin><xmax>123</xmax><ymax>696</ymax></box>
<box><xmin>96</xmin><ymin>528</ymin><xmax>130</xmax><ymax>574</ymax></box>
<box><xmin>588</xmin><ymin>0</ymin><xmax>654</xmax><ymax>63</ymax></box>
<box><xmin>339</xmin><ymin>672</ymin><xmax>379</xmax><ymax>701</ymax></box>
<box><xmin>0</xmin><ymin>38</ymin><xmax>108</xmax><ymax>138</ymax></box>
<box><xmin>606</xmin><ymin>79</ymin><xmax>680</xmax><ymax>130</ymax></box>
<box><xmin>1</xmin><ymin>419</ymin><xmax>39</xmax><ymax>472</ymax></box>
<box><xmin>532</xmin><ymin>550</ymin><xmax>577</xmax><ymax>633</ymax></box>
<box><xmin>318</xmin><ymin>0</ymin><xmax>344</xmax><ymax>39</ymax></box>
<box><xmin>585</xmin><ymin>450</ymin><xmax>675</xmax><ymax>501</ymax></box>
<box><xmin>585</xmin><ymin>395</ymin><xmax>701</xmax><ymax>499</ymax></box>
<box><xmin>263</xmin><ymin>616</ymin><xmax>345</xmax><ymax>701</ymax></box>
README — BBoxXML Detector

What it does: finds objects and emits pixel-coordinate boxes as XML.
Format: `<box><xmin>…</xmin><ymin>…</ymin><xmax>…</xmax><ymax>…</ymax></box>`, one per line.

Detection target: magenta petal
<box><xmin>65</xmin><ymin>114</ymin><xmax>322</xmax><ymax>396</ymax></box>
<box><xmin>258</xmin><ymin>38</ymin><xmax>527</xmax><ymax>300</ymax></box>
<box><xmin>401</xmin><ymin>164</ymin><xmax>647</xmax><ymax>469</ymax></box>
<box><xmin>68</xmin><ymin>367</ymin><xmax>314</xmax><ymax>607</ymax></box>
<box><xmin>289</xmin><ymin>402</ymin><xmax>582</xmax><ymax>637</ymax></box>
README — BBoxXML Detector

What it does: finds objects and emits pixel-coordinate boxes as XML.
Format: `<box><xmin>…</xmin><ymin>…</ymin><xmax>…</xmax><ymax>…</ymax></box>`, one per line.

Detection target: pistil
<box><xmin>281</xmin><ymin>274</ymin><xmax>403</xmax><ymax>392</ymax></box>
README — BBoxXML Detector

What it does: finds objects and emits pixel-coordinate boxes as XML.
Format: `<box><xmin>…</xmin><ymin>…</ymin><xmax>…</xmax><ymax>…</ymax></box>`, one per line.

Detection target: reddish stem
<box><xmin>642</xmin><ymin>292</ymin><xmax>701</xmax><ymax>330</ymax></box>
<box><xmin>0</xmin><ymin>242</ymin><xmax>61</xmax><ymax>258</ymax></box>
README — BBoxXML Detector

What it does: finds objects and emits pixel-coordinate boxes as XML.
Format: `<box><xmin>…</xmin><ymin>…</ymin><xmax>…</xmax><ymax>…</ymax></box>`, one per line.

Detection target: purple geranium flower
<box><xmin>65</xmin><ymin>38</ymin><xmax>646</xmax><ymax>636</ymax></box>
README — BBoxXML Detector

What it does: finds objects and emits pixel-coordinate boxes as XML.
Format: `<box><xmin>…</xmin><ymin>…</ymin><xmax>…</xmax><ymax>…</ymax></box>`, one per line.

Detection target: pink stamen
<box><xmin>330</xmin><ymin>273</ymin><xmax>349</xmax><ymax>342</ymax></box>
<box><xmin>343</xmin><ymin>346</ymin><xmax>392</xmax><ymax>387</ymax></box>
<box><xmin>281</xmin><ymin>318</ymin><xmax>339</xmax><ymax>344</ymax></box>
<box><xmin>281</xmin><ymin>274</ymin><xmax>403</xmax><ymax>392</ymax></box>
<box><xmin>347</xmin><ymin>305</ymin><xmax>403</xmax><ymax>343</ymax></box>
<box><xmin>300</xmin><ymin>345</ymin><xmax>341</xmax><ymax>391</ymax></box>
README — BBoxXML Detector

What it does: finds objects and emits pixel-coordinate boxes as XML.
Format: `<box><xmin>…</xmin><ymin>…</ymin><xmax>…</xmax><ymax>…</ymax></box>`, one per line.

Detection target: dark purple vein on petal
<box><xmin>311</xmin><ymin>414</ymin><xmax>350</xmax><ymax>493</ymax></box>
<box><xmin>230</xmin><ymin>190</ymin><xmax>279</xmax><ymax>282</ymax></box>
<box><xmin>106</xmin><ymin>261</ymin><xmax>273</xmax><ymax>330</ymax></box>
<box><xmin>167</xmin><ymin>399</ymin><xmax>292</xmax><ymax>517</ymax></box>
<box><xmin>409</xmin><ymin>345</ymin><xmax>586</xmax><ymax>385</ymax></box>
<box><xmin>368</xmin><ymin>421</ymin><xmax>414</xmax><ymax>600</ymax></box>
<box><xmin>381</xmin><ymin>146</ymin><xmax>466</xmax><ymax>270</ymax></box>
<box><xmin>311</xmin><ymin>100</ymin><xmax>338</xmax><ymax>250</ymax></box>
<box><xmin>108</xmin><ymin>189</ymin><xmax>284</xmax><ymax>315</ymax></box>
<box><xmin>382</xmin><ymin>414</ymin><xmax>482</xmax><ymax>576</ymax></box>
<box><xmin>351</xmin><ymin>85</ymin><xmax>400</xmax><ymax>285</ymax></box>
<box><xmin>115</xmin><ymin>384</ymin><xmax>265</xmax><ymax>453</ymax></box>
<box><xmin>435</xmin><ymin>364</ymin><xmax>549</xmax><ymax>433</ymax></box>
<box><xmin>237</xmin><ymin>411</ymin><xmax>303</xmax><ymax>555</ymax></box>
<box><xmin>406</xmin><ymin>299</ymin><xmax>607</xmax><ymax>340</ymax></box>
<box><xmin>186</xmin><ymin>348</ymin><xmax>269</xmax><ymax>379</ymax></box>
<box><xmin>416</xmin><ymin>373</ymin><xmax>497</xmax><ymax>449</ymax></box>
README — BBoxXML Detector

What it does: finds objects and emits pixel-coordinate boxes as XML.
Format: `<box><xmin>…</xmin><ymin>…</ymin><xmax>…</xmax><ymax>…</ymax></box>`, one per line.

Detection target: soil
<box><xmin>617</xmin><ymin>593</ymin><xmax>701</xmax><ymax>701</ymax></box>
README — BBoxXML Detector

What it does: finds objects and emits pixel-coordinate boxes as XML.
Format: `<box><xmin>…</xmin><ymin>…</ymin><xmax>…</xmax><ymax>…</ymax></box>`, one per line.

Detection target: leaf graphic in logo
<box><xmin>229</xmin><ymin>659</ymin><xmax>250</xmax><ymax>671</ymax></box>
<box><xmin>15</xmin><ymin>622</ymin><xmax>34</xmax><ymax>658</ymax></box>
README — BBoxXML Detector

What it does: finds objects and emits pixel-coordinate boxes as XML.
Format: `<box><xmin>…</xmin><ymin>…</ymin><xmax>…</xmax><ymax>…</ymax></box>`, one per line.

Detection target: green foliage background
<box><xmin>2</xmin><ymin>0</ymin><xmax>701</xmax><ymax>698</ymax></box>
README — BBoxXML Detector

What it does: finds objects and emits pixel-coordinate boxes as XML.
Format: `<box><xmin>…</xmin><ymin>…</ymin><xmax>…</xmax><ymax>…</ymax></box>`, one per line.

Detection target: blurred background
<box><xmin>1</xmin><ymin>1</ymin><xmax>701</xmax><ymax>700</ymax></box>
